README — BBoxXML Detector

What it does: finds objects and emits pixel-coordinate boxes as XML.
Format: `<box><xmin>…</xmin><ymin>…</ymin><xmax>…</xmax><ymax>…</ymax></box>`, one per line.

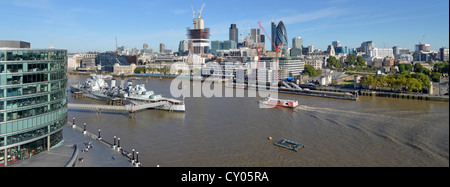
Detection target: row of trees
<box><xmin>359</xmin><ymin>62</ymin><xmax>448</xmax><ymax>93</ymax></box>
<box><xmin>134</xmin><ymin>66</ymin><xmax>173</xmax><ymax>75</ymax></box>
<box><xmin>326</xmin><ymin>54</ymin><xmax>366</xmax><ymax>70</ymax></box>
<box><xmin>360</xmin><ymin>72</ymin><xmax>431</xmax><ymax>93</ymax></box>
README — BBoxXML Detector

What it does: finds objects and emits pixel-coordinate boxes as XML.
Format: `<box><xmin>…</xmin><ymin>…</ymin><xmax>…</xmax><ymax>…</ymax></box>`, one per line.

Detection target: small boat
<box><xmin>273</xmin><ymin>139</ymin><xmax>305</xmax><ymax>152</ymax></box>
<box><xmin>260</xmin><ymin>97</ymin><xmax>299</xmax><ymax>108</ymax></box>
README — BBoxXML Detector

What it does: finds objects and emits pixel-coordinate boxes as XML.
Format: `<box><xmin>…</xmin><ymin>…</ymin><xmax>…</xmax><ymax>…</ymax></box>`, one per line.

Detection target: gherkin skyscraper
<box><xmin>274</xmin><ymin>21</ymin><xmax>288</xmax><ymax>51</ymax></box>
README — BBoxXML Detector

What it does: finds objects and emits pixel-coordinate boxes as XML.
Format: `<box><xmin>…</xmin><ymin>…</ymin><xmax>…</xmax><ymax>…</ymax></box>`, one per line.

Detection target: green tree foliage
<box><xmin>398</xmin><ymin>64</ymin><xmax>412</xmax><ymax>74</ymax></box>
<box><xmin>433</xmin><ymin>62</ymin><xmax>449</xmax><ymax>74</ymax></box>
<box><xmin>414</xmin><ymin>63</ymin><xmax>431</xmax><ymax>76</ymax></box>
<box><xmin>406</xmin><ymin>78</ymin><xmax>422</xmax><ymax>93</ymax></box>
<box><xmin>430</xmin><ymin>72</ymin><xmax>442</xmax><ymax>82</ymax></box>
<box><xmin>134</xmin><ymin>67</ymin><xmax>145</xmax><ymax>73</ymax></box>
<box><xmin>360</xmin><ymin>72</ymin><xmax>431</xmax><ymax>93</ymax></box>
<box><xmin>356</xmin><ymin>56</ymin><xmax>366</xmax><ymax>67</ymax></box>
<box><xmin>302</xmin><ymin>64</ymin><xmax>322</xmax><ymax>77</ymax></box>
<box><xmin>411</xmin><ymin>73</ymin><xmax>431</xmax><ymax>90</ymax></box>
<box><xmin>326</xmin><ymin>56</ymin><xmax>342</xmax><ymax>69</ymax></box>
<box><xmin>346</xmin><ymin>54</ymin><xmax>356</xmax><ymax>66</ymax></box>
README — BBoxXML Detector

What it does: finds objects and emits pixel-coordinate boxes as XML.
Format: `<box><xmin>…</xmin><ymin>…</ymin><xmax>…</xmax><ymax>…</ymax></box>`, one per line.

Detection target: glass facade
<box><xmin>275</xmin><ymin>21</ymin><xmax>288</xmax><ymax>50</ymax></box>
<box><xmin>0</xmin><ymin>48</ymin><xmax>67</xmax><ymax>166</ymax></box>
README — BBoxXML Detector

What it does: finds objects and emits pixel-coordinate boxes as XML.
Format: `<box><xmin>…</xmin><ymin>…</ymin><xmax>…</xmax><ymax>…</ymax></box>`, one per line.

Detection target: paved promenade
<box><xmin>10</xmin><ymin>125</ymin><xmax>132</xmax><ymax>167</ymax></box>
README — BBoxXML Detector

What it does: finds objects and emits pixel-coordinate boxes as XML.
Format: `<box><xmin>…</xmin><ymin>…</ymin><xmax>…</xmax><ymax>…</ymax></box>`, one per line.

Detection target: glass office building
<box><xmin>0</xmin><ymin>41</ymin><xmax>67</xmax><ymax>166</ymax></box>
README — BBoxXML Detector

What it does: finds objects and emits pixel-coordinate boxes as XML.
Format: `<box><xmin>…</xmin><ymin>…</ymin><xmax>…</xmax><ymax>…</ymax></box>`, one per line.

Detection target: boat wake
<box><xmin>295</xmin><ymin>105</ymin><xmax>449</xmax><ymax>163</ymax></box>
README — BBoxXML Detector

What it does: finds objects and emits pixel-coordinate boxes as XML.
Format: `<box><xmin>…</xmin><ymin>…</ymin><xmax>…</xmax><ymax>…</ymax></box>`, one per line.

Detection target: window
<box><xmin>6</xmin><ymin>52</ymin><xmax>12</xmax><ymax>61</ymax></box>
<box><xmin>0</xmin><ymin>50</ymin><xmax>5</xmax><ymax>61</ymax></box>
<box><xmin>7</xmin><ymin>87</ymin><xmax>22</xmax><ymax>97</ymax></box>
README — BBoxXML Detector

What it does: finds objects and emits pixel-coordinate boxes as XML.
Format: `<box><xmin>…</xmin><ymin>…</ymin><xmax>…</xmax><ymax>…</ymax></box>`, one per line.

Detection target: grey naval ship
<box><xmin>70</xmin><ymin>74</ymin><xmax>185</xmax><ymax>112</ymax></box>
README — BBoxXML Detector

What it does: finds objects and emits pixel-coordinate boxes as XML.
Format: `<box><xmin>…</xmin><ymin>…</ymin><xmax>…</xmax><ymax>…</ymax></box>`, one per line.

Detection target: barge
<box><xmin>273</xmin><ymin>139</ymin><xmax>305</xmax><ymax>152</ymax></box>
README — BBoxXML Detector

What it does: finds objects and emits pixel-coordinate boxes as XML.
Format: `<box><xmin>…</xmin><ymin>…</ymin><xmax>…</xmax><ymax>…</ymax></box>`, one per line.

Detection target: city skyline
<box><xmin>1</xmin><ymin>0</ymin><xmax>448</xmax><ymax>53</ymax></box>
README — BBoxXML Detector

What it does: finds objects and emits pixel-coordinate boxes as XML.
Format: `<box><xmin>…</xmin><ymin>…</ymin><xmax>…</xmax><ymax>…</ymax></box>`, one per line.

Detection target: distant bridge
<box><xmin>68</xmin><ymin>101</ymin><xmax>169</xmax><ymax>119</ymax></box>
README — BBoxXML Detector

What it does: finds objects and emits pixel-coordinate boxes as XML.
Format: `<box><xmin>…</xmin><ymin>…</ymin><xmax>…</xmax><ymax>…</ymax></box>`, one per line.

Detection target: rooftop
<box><xmin>0</xmin><ymin>40</ymin><xmax>30</xmax><ymax>48</ymax></box>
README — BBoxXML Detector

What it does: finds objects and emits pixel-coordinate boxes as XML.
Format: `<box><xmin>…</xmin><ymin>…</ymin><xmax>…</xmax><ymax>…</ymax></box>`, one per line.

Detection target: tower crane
<box><xmin>198</xmin><ymin>3</ymin><xmax>206</xmax><ymax>18</ymax></box>
<box><xmin>115</xmin><ymin>37</ymin><xmax>121</xmax><ymax>64</ymax></box>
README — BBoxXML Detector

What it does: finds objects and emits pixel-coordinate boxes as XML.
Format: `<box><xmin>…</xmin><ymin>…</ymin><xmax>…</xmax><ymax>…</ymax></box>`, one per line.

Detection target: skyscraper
<box><xmin>332</xmin><ymin>41</ymin><xmax>341</xmax><ymax>48</ymax></box>
<box><xmin>440</xmin><ymin>47</ymin><xmax>449</xmax><ymax>62</ymax></box>
<box><xmin>272</xmin><ymin>21</ymin><xmax>288</xmax><ymax>56</ymax></box>
<box><xmin>159</xmin><ymin>43</ymin><xmax>165</xmax><ymax>54</ymax></box>
<box><xmin>271</xmin><ymin>22</ymin><xmax>277</xmax><ymax>52</ymax></box>
<box><xmin>360</xmin><ymin>41</ymin><xmax>376</xmax><ymax>54</ymax></box>
<box><xmin>178</xmin><ymin>40</ymin><xmax>189</xmax><ymax>56</ymax></box>
<box><xmin>187</xmin><ymin>4</ymin><xmax>210</xmax><ymax>55</ymax></box>
<box><xmin>292</xmin><ymin>37</ymin><xmax>303</xmax><ymax>49</ymax></box>
<box><xmin>229</xmin><ymin>24</ymin><xmax>238</xmax><ymax>45</ymax></box>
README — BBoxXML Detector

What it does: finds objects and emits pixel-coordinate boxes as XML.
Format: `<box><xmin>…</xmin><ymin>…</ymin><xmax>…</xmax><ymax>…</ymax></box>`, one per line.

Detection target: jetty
<box><xmin>68</xmin><ymin>101</ymin><xmax>170</xmax><ymax>119</ymax></box>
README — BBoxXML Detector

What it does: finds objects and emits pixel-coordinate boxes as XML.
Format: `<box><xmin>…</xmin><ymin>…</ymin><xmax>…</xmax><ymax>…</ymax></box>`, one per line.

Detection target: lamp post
<box><xmin>131</xmin><ymin>149</ymin><xmax>135</xmax><ymax>164</ymax></box>
<box><xmin>98</xmin><ymin>129</ymin><xmax>101</xmax><ymax>140</ymax></box>
<box><xmin>135</xmin><ymin>152</ymin><xmax>140</xmax><ymax>167</ymax></box>
<box><xmin>117</xmin><ymin>138</ymin><xmax>121</xmax><ymax>151</ymax></box>
<box><xmin>113</xmin><ymin>136</ymin><xmax>117</xmax><ymax>149</ymax></box>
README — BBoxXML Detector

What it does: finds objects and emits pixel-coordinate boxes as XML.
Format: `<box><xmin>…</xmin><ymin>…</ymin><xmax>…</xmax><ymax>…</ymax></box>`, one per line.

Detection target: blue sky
<box><xmin>1</xmin><ymin>0</ymin><xmax>448</xmax><ymax>53</ymax></box>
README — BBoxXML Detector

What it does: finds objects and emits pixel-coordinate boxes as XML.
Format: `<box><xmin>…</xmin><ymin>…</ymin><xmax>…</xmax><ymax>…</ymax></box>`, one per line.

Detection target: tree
<box><xmin>346</xmin><ymin>54</ymin><xmax>356</xmax><ymax>66</ymax></box>
<box><xmin>434</xmin><ymin>62</ymin><xmax>449</xmax><ymax>74</ymax></box>
<box><xmin>134</xmin><ymin>67</ymin><xmax>145</xmax><ymax>74</ymax></box>
<box><xmin>302</xmin><ymin>65</ymin><xmax>322</xmax><ymax>77</ymax></box>
<box><xmin>430</xmin><ymin>72</ymin><xmax>442</xmax><ymax>82</ymax></box>
<box><xmin>360</xmin><ymin>75</ymin><xmax>374</xmax><ymax>89</ymax></box>
<box><xmin>356</xmin><ymin>56</ymin><xmax>366</xmax><ymax>67</ymax></box>
<box><xmin>326</xmin><ymin>56</ymin><xmax>342</xmax><ymax>69</ymax></box>
<box><xmin>406</xmin><ymin>78</ymin><xmax>422</xmax><ymax>93</ymax></box>
<box><xmin>411</xmin><ymin>73</ymin><xmax>431</xmax><ymax>90</ymax></box>
<box><xmin>405</xmin><ymin>64</ymin><xmax>412</xmax><ymax>73</ymax></box>
<box><xmin>414</xmin><ymin>63</ymin><xmax>431</xmax><ymax>76</ymax></box>
<box><xmin>399</xmin><ymin>64</ymin><xmax>412</xmax><ymax>74</ymax></box>
<box><xmin>398</xmin><ymin>64</ymin><xmax>406</xmax><ymax>73</ymax></box>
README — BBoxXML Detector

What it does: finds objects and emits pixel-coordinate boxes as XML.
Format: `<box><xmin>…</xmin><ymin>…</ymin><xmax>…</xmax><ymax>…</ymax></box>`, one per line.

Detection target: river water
<box><xmin>67</xmin><ymin>75</ymin><xmax>449</xmax><ymax>167</ymax></box>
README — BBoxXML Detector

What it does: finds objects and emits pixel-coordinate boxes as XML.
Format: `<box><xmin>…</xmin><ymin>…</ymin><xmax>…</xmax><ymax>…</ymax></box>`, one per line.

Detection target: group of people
<box><xmin>79</xmin><ymin>141</ymin><xmax>94</xmax><ymax>162</ymax></box>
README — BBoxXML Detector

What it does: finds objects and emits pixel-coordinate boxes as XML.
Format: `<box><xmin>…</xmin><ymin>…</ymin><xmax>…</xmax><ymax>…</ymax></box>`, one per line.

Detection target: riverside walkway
<box><xmin>10</xmin><ymin>125</ymin><xmax>133</xmax><ymax>167</ymax></box>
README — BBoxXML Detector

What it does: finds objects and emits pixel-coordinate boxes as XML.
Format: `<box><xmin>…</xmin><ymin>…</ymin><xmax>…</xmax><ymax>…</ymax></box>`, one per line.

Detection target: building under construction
<box><xmin>187</xmin><ymin>4</ymin><xmax>210</xmax><ymax>55</ymax></box>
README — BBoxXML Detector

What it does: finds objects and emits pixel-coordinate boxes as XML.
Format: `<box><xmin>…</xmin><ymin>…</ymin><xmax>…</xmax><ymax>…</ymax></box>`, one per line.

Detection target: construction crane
<box><xmin>198</xmin><ymin>3</ymin><xmax>206</xmax><ymax>18</ymax></box>
<box><xmin>257</xmin><ymin>21</ymin><xmax>280</xmax><ymax>82</ymax></box>
<box><xmin>115</xmin><ymin>37</ymin><xmax>121</xmax><ymax>64</ymax></box>
<box><xmin>115</xmin><ymin>37</ymin><xmax>119</xmax><ymax>55</ymax></box>
<box><xmin>419</xmin><ymin>34</ymin><xmax>425</xmax><ymax>44</ymax></box>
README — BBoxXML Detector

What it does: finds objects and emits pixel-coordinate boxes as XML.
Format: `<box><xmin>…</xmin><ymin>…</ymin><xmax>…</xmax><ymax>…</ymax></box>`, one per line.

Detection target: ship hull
<box><xmin>261</xmin><ymin>98</ymin><xmax>298</xmax><ymax>108</ymax></box>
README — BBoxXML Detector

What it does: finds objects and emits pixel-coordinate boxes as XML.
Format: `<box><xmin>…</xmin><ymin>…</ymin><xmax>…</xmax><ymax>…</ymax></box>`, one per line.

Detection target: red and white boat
<box><xmin>260</xmin><ymin>97</ymin><xmax>299</xmax><ymax>108</ymax></box>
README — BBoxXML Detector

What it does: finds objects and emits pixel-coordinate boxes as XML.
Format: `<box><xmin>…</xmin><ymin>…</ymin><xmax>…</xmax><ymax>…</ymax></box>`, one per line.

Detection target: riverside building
<box><xmin>0</xmin><ymin>40</ymin><xmax>67</xmax><ymax>166</ymax></box>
